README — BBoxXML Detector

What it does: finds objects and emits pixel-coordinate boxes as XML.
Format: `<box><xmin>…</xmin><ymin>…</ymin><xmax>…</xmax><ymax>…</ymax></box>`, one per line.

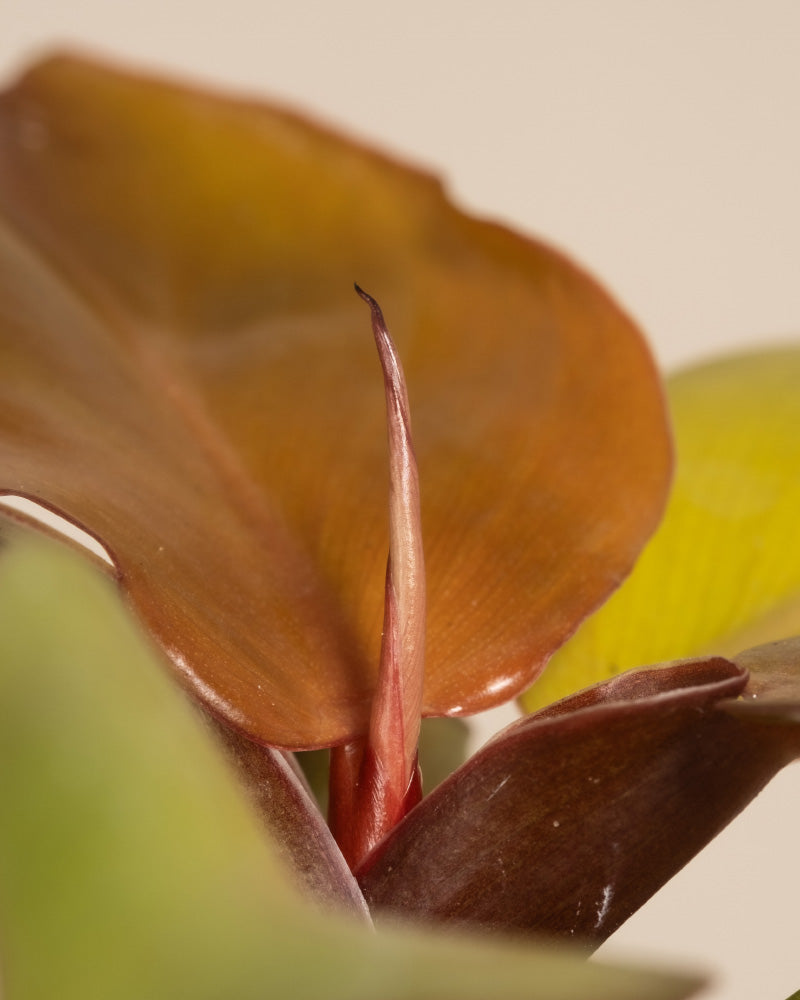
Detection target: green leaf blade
<box><xmin>0</xmin><ymin>527</ymin><xmax>702</xmax><ymax>1000</ymax></box>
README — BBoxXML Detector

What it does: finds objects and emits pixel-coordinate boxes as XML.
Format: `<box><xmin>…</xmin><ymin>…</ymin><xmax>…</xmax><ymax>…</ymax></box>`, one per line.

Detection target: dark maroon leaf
<box><xmin>357</xmin><ymin>653</ymin><xmax>800</xmax><ymax>946</ymax></box>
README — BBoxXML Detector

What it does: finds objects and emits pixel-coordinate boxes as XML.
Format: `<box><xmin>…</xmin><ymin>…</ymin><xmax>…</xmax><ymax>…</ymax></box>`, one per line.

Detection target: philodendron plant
<box><xmin>0</xmin><ymin>51</ymin><xmax>798</xmax><ymax>1000</ymax></box>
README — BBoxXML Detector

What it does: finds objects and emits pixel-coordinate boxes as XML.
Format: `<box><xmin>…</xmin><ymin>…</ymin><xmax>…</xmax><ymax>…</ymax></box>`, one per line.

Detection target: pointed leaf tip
<box><xmin>330</xmin><ymin>288</ymin><xmax>425</xmax><ymax>868</ymax></box>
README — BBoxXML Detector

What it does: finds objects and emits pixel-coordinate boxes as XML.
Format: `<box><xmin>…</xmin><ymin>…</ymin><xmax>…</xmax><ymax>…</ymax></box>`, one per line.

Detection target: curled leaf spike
<box><xmin>329</xmin><ymin>287</ymin><xmax>426</xmax><ymax>869</ymax></box>
<box><xmin>357</xmin><ymin>284</ymin><xmax>426</xmax><ymax>777</ymax></box>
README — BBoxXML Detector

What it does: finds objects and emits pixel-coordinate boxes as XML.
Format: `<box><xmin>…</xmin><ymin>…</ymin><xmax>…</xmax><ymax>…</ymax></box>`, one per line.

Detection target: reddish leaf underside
<box><xmin>358</xmin><ymin>647</ymin><xmax>800</xmax><ymax>945</ymax></box>
<box><xmin>0</xmin><ymin>53</ymin><xmax>671</xmax><ymax>748</ymax></box>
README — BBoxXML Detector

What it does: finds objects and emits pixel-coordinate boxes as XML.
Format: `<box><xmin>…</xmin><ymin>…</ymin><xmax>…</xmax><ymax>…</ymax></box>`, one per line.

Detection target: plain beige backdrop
<box><xmin>0</xmin><ymin>3</ymin><xmax>798</xmax><ymax>999</ymax></box>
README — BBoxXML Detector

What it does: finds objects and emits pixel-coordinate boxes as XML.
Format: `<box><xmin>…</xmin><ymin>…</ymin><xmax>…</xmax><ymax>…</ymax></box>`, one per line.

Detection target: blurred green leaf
<box><xmin>418</xmin><ymin>716</ymin><xmax>471</xmax><ymax>793</ymax></box>
<box><xmin>0</xmin><ymin>528</ymin><xmax>703</xmax><ymax>1000</ymax></box>
<box><xmin>295</xmin><ymin>748</ymin><xmax>331</xmax><ymax>815</ymax></box>
<box><xmin>524</xmin><ymin>347</ymin><xmax>800</xmax><ymax>711</ymax></box>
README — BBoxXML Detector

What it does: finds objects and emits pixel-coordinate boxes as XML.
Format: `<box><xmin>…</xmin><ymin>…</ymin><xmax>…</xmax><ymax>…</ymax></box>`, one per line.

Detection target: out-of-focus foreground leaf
<box><xmin>524</xmin><ymin>347</ymin><xmax>800</xmax><ymax>711</ymax></box>
<box><xmin>0</xmin><ymin>528</ymin><xmax>702</xmax><ymax>1000</ymax></box>
<box><xmin>194</xmin><ymin>707</ymin><xmax>368</xmax><ymax>915</ymax></box>
<box><xmin>359</xmin><ymin>652</ymin><xmax>800</xmax><ymax>945</ymax></box>
<box><xmin>0</xmin><ymin>52</ymin><xmax>671</xmax><ymax>748</ymax></box>
<box><xmin>418</xmin><ymin>716</ymin><xmax>472</xmax><ymax>793</ymax></box>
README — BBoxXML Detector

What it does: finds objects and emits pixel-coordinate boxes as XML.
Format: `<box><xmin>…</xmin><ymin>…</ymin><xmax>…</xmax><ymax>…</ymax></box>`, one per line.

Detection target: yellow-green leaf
<box><xmin>523</xmin><ymin>347</ymin><xmax>800</xmax><ymax>711</ymax></box>
<box><xmin>0</xmin><ymin>526</ymin><xmax>701</xmax><ymax>1000</ymax></box>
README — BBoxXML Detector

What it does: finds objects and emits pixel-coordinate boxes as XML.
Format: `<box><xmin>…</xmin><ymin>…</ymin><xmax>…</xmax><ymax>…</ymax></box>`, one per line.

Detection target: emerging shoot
<box><xmin>329</xmin><ymin>287</ymin><xmax>426</xmax><ymax>870</ymax></box>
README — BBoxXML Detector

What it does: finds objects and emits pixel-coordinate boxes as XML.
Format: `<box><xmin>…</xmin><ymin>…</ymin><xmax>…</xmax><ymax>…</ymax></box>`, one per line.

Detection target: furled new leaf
<box><xmin>524</xmin><ymin>347</ymin><xmax>800</xmax><ymax>711</ymax></box>
<box><xmin>0</xmin><ymin>527</ymin><xmax>702</xmax><ymax>1000</ymax></box>
<box><xmin>359</xmin><ymin>651</ymin><xmax>800</xmax><ymax>945</ymax></box>
<box><xmin>0</xmin><ymin>53</ymin><xmax>671</xmax><ymax>748</ymax></box>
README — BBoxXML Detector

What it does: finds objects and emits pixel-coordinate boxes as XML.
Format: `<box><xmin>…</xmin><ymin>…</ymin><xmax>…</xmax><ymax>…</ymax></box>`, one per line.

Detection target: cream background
<box><xmin>0</xmin><ymin>3</ymin><xmax>798</xmax><ymax>998</ymax></box>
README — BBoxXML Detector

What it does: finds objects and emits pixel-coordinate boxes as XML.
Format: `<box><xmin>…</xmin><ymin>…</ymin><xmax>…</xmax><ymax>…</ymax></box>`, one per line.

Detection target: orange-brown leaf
<box><xmin>0</xmin><ymin>53</ymin><xmax>671</xmax><ymax>747</ymax></box>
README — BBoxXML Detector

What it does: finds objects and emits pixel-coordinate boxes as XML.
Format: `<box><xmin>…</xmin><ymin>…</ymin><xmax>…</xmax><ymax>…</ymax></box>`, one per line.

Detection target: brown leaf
<box><xmin>0</xmin><ymin>53</ymin><xmax>671</xmax><ymax>747</ymax></box>
<box><xmin>357</xmin><ymin>653</ymin><xmax>800</xmax><ymax>945</ymax></box>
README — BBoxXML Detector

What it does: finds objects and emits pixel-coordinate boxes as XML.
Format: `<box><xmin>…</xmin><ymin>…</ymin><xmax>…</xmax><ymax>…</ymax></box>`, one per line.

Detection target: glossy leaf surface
<box><xmin>524</xmin><ymin>347</ymin><xmax>800</xmax><ymax>711</ymax></box>
<box><xmin>0</xmin><ymin>53</ymin><xmax>671</xmax><ymax>747</ymax></box>
<box><xmin>359</xmin><ymin>652</ymin><xmax>800</xmax><ymax>945</ymax></box>
<box><xmin>0</xmin><ymin>528</ymin><xmax>702</xmax><ymax>1000</ymax></box>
